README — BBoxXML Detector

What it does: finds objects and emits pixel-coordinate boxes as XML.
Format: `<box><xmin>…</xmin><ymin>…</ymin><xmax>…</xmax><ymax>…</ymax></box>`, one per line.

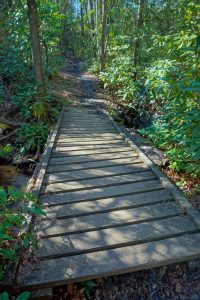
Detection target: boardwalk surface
<box><xmin>18</xmin><ymin>105</ymin><xmax>200</xmax><ymax>290</ymax></box>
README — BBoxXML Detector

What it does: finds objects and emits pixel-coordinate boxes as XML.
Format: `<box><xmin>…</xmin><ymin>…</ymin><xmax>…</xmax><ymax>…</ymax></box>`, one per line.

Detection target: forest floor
<box><xmin>47</xmin><ymin>60</ymin><xmax>200</xmax><ymax>300</ymax></box>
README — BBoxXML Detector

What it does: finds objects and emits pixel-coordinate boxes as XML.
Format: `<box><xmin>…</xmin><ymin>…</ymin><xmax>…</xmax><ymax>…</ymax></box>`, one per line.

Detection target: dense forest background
<box><xmin>0</xmin><ymin>0</ymin><xmax>199</xmax><ymax>177</ymax></box>
<box><xmin>0</xmin><ymin>0</ymin><xmax>199</xmax><ymax>292</ymax></box>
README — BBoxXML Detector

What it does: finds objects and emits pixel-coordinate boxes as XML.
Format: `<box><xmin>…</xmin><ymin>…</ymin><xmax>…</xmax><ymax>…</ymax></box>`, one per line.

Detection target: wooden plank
<box><xmin>51</xmin><ymin>146</ymin><xmax>131</xmax><ymax>157</ymax></box>
<box><xmin>53</xmin><ymin>143</ymin><xmax>129</xmax><ymax>152</ymax></box>
<box><xmin>37</xmin><ymin>202</ymin><xmax>180</xmax><ymax>237</ymax></box>
<box><xmin>46</xmin><ymin>157</ymin><xmax>143</xmax><ymax>173</ymax></box>
<box><xmin>48</xmin><ymin>151</ymin><xmax>138</xmax><ymax>165</ymax></box>
<box><xmin>19</xmin><ymin>233</ymin><xmax>200</xmax><ymax>289</ymax></box>
<box><xmin>56</xmin><ymin>134</ymin><xmax>122</xmax><ymax>140</ymax></box>
<box><xmin>38</xmin><ymin>216</ymin><xmax>197</xmax><ymax>259</ymax></box>
<box><xmin>41</xmin><ymin>171</ymin><xmax>155</xmax><ymax>194</ymax></box>
<box><xmin>61</xmin><ymin>117</ymin><xmax>108</xmax><ymax>122</ymax></box>
<box><xmin>58</xmin><ymin>128</ymin><xmax>116</xmax><ymax>132</ymax></box>
<box><xmin>55</xmin><ymin>139</ymin><xmax>124</xmax><ymax>146</ymax></box>
<box><xmin>39</xmin><ymin>180</ymin><xmax>163</xmax><ymax>206</ymax></box>
<box><xmin>60</xmin><ymin>121</ymin><xmax>111</xmax><ymax>126</ymax></box>
<box><xmin>43</xmin><ymin>163</ymin><xmax>149</xmax><ymax>184</ymax></box>
<box><xmin>43</xmin><ymin>189</ymin><xmax>172</xmax><ymax>218</ymax></box>
<box><xmin>59</xmin><ymin>125</ymin><xmax>114</xmax><ymax>129</ymax></box>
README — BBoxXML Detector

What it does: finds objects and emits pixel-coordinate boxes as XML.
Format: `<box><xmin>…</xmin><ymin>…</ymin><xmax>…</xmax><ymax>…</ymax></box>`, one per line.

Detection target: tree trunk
<box><xmin>133</xmin><ymin>0</ymin><xmax>145</xmax><ymax>73</ymax></box>
<box><xmin>27</xmin><ymin>0</ymin><xmax>46</xmax><ymax>96</ymax></box>
<box><xmin>100</xmin><ymin>0</ymin><xmax>107</xmax><ymax>70</ymax></box>
<box><xmin>80</xmin><ymin>1</ymin><xmax>85</xmax><ymax>38</ymax></box>
<box><xmin>95</xmin><ymin>0</ymin><xmax>99</xmax><ymax>56</ymax></box>
<box><xmin>90</xmin><ymin>0</ymin><xmax>96</xmax><ymax>58</ymax></box>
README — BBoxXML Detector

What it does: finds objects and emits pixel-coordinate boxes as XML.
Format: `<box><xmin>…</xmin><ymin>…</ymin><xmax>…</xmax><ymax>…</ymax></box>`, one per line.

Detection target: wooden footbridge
<box><xmin>18</xmin><ymin>105</ymin><xmax>200</xmax><ymax>291</ymax></box>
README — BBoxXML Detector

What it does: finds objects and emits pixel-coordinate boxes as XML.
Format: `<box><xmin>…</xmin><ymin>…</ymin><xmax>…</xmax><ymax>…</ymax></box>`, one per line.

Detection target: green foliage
<box><xmin>0</xmin><ymin>145</ymin><xmax>13</xmax><ymax>159</ymax></box>
<box><xmin>97</xmin><ymin>0</ymin><xmax>200</xmax><ymax>178</ymax></box>
<box><xmin>0</xmin><ymin>186</ymin><xmax>46</xmax><ymax>282</ymax></box>
<box><xmin>83</xmin><ymin>280</ymin><xmax>96</xmax><ymax>299</ymax></box>
<box><xmin>17</xmin><ymin>123</ymin><xmax>49</xmax><ymax>155</ymax></box>
<box><xmin>0</xmin><ymin>291</ymin><xmax>30</xmax><ymax>300</ymax></box>
<box><xmin>0</xmin><ymin>0</ymin><xmax>63</xmax><ymax>128</ymax></box>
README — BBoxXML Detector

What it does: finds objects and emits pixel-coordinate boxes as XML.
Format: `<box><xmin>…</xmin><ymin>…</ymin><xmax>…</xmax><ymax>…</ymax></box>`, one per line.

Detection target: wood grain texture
<box><xmin>46</xmin><ymin>157</ymin><xmax>143</xmax><ymax>173</ymax></box>
<box><xmin>38</xmin><ymin>215</ymin><xmax>197</xmax><ymax>259</ymax></box>
<box><xmin>43</xmin><ymin>163</ymin><xmax>149</xmax><ymax>184</ymax></box>
<box><xmin>48</xmin><ymin>151</ymin><xmax>138</xmax><ymax>165</ymax></box>
<box><xmin>51</xmin><ymin>146</ymin><xmax>131</xmax><ymax>157</ymax></box>
<box><xmin>42</xmin><ymin>189</ymin><xmax>172</xmax><ymax>218</ymax></box>
<box><xmin>39</xmin><ymin>180</ymin><xmax>164</xmax><ymax>206</ymax></box>
<box><xmin>41</xmin><ymin>171</ymin><xmax>155</xmax><ymax>194</ymax></box>
<box><xmin>19</xmin><ymin>233</ymin><xmax>200</xmax><ymax>288</ymax></box>
<box><xmin>37</xmin><ymin>202</ymin><xmax>180</xmax><ymax>237</ymax></box>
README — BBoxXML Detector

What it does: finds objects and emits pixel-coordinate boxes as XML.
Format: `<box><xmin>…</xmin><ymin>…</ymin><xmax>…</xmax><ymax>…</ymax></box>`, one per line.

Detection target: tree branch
<box><xmin>0</xmin><ymin>129</ymin><xmax>18</xmax><ymax>141</ymax></box>
<box><xmin>0</xmin><ymin>118</ymin><xmax>24</xmax><ymax>127</ymax></box>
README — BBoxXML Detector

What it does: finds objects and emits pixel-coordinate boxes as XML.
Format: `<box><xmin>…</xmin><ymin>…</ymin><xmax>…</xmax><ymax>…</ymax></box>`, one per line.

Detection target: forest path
<box><xmin>16</xmin><ymin>61</ymin><xmax>200</xmax><ymax>291</ymax></box>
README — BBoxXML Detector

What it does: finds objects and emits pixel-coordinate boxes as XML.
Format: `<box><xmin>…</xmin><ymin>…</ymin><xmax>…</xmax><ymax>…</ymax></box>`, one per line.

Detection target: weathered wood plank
<box><xmin>48</xmin><ymin>151</ymin><xmax>138</xmax><ymax>165</ymax></box>
<box><xmin>38</xmin><ymin>216</ymin><xmax>197</xmax><ymax>259</ymax></box>
<box><xmin>43</xmin><ymin>189</ymin><xmax>172</xmax><ymax>218</ymax></box>
<box><xmin>60</xmin><ymin>121</ymin><xmax>112</xmax><ymax>126</ymax></box>
<box><xmin>53</xmin><ymin>143</ymin><xmax>129</xmax><ymax>152</ymax></box>
<box><xmin>37</xmin><ymin>202</ymin><xmax>180</xmax><ymax>237</ymax></box>
<box><xmin>44</xmin><ymin>163</ymin><xmax>148</xmax><ymax>184</ymax></box>
<box><xmin>39</xmin><ymin>180</ymin><xmax>163</xmax><ymax>206</ymax></box>
<box><xmin>41</xmin><ymin>171</ymin><xmax>155</xmax><ymax>194</ymax></box>
<box><xmin>58</xmin><ymin>128</ymin><xmax>116</xmax><ymax>133</ymax></box>
<box><xmin>46</xmin><ymin>157</ymin><xmax>143</xmax><ymax>173</ymax></box>
<box><xmin>56</xmin><ymin>133</ymin><xmax>122</xmax><ymax>140</ymax></box>
<box><xmin>59</xmin><ymin>125</ymin><xmax>114</xmax><ymax>129</ymax></box>
<box><xmin>55</xmin><ymin>139</ymin><xmax>124</xmax><ymax>146</ymax></box>
<box><xmin>51</xmin><ymin>146</ymin><xmax>132</xmax><ymax>157</ymax></box>
<box><xmin>19</xmin><ymin>233</ymin><xmax>200</xmax><ymax>289</ymax></box>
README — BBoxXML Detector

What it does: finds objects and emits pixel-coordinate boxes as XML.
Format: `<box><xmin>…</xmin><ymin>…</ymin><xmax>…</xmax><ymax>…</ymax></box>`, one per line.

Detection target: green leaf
<box><xmin>83</xmin><ymin>280</ymin><xmax>96</xmax><ymax>288</ymax></box>
<box><xmin>22</xmin><ymin>239</ymin><xmax>30</xmax><ymax>249</ymax></box>
<box><xmin>0</xmin><ymin>248</ymin><xmax>17</xmax><ymax>261</ymax></box>
<box><xmin>0</xmin><ymin>232</ymin><xmax>13</xmax><ymax>241</ymax></box>
<box><xmin>0</xmin><ymin>292</ymin><xmax>9</xmax><ymax>300</ymax></box>
<box><xmin>16</xmin><ymin>292</ymin><xmax>30</xmax><ymax>300</ymax></box>
<box><xmin>5</xmin><ymin>214</ymin><xmax>22</xmax><ymax>226</ymax></box>
<box><xmin>0</xmin><ymin>188</ymin><xmax>7</xmax><ymax>202</ymax></box>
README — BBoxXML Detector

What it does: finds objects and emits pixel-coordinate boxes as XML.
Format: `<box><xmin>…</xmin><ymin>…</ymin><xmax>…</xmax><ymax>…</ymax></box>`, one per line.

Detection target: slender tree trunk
<box><xmin>100</xmin><ymin>0</ymin><xmax>107</xmax><ymax>70</ymax></box>
<box><xmin>95</xmin><ymin>0</ymin><xmax>99</xmax><ymax>55</ymax></box>
<box><xmin>90</xmin><ymin>0</ymin><xmax>96</xmax><ymax>58</ymax></box>
<box><xmin>80</xmin><ymin>1</ymin><xmax>85</xmax><ymax>38</ymax></box>
<box><xmin>27</xmin><ymin>0</ymin><xmax>46</xmax><ymax>95</ymax></box>
<box><xmin>59</xmin><ymin>0</ymin><xmax>68</xmax><ymax>57</ymax></box>
<box><xmin>133</xmin><ymin>0</ymin><xmax>145</xmax><ymax>71</ymax></box>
